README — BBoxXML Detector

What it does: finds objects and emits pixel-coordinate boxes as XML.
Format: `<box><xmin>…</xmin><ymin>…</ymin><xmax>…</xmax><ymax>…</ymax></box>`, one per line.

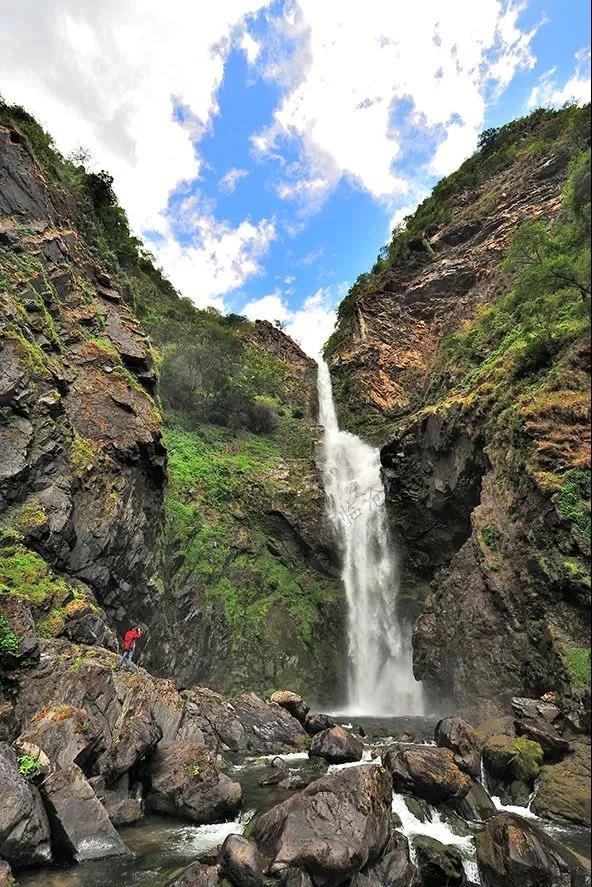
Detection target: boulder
<box><xmin>383</xmin><ymin>745</ymin><xmax>472</xmax><ymax>803</ymax></box>
<box><xmin>249</xmin><ymin>764</ymin><xmax>392</xmax><ymax>882</ymax></box>
<box><xmin>165</xmin><ymin>862</ymin><xmax>220</xmax><ymax>886</ymax></box>
<box><xmin>145</xmin><ymin>741</ymin><xmax>242</xmax><ymax>824</ymax></box>
<box><xmin>350</xmin><ymin>831</ymin><xmax>420</xmax><ymax>886</ymax></box>
<box><xmin>218</xmin><ymin>834</ymin><xmax>263</xmax><ymax>886</ymax></box>
<box><xmin>269</xmin><ymin>691</ymin><xmax>310</xmax><ymax>725</ymax></box>
<box><xmin>279</xmin><ymin>871</ymin><xmax>314</xmax><ymax>886</ymax></box>
<box><xmin>435</xmin><ymin>716</ymin><xmax>481</xmax><ymax>777</ymax></box>
<box><xmin>0</xmin><ymin>596</ymin><xmax>38</xmax><ymax>663</ymax></box>
<box><xmin>511</xmin><ymin>697</ymin><xmax>561</xmax><ymax>725</ymax></box>
<box><xmin>89</xmin><ymin>774</ymin><xmax>144</xmax><ymax>826</ymax></box>
<box><xmin>514</xmin><ymin>719</ymin><xmax>571</xmax><ymax>760</ymax></box>
<box><xmin>0</xmin><ymin>860</ymin><xmax>14</xmax><ymax>887</ymax></box>
<box><xmin>476</xmin><ymin>812</ymin><xmax>589</xmax><ymax>886</ymax></box>
<box><xmin>309</xmin><ymin>725</ymin><xmax>364</xmax><ymax>764</ymax></box>
<box><xmin>450</xmin><ymin>779</ymin><xmax>497</xmax><ymax>822</ymax></box>
<box><xmin>304</xmin><ymin>712</ymin><xmax>336</xmax><ymax>736</ymax></box>
<box><xmin>40</xmin><ymin>763</ymin><xmax>126</xmax><ymax>862</ymax></box>
<box><xmin>482</xmin><ymin>735</ymin><xmax>543</xmax><ymax>804</ymax></box>
<box><xmin>0</xmin><ymin>743</ymin><xmax>51</xmax><ymax>869</ymax></box>
<box><xmin>414</xmin><ymin>836</ymin><xmax>469</xmax><ymax>887</ymax></box>
<box><xmin>530</xmin><ymin>740</ymin><xmax>591</xmax><ymax>826</ymax></box>
<box><xmin>95</xmin><ymin>696</ymin><xmax>162</xmax><ymax>784</ymax></box>
<box><xmin>17</xmin><ymin>704</ymin><xmax>103</xmax><ymax>771</ymax></box>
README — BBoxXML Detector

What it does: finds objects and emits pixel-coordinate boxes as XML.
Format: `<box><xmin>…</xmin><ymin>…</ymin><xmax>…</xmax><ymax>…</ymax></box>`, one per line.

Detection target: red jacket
<box><xmin>123</xmin><ymin>629</ymin><xmax>141</xmax><ymax>651</ymax></box>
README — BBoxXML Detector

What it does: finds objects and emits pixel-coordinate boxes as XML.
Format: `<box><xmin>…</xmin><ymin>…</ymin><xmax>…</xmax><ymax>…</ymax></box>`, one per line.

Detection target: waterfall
<box><xmin>317</xmin><ymin>360</ymin><xmax>424</xmax><ymax>716</ymax></box>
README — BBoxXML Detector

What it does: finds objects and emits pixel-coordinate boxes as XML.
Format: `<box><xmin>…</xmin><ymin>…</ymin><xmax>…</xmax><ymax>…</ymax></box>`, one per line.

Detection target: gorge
<box><xmin>0</xmin><ymin>98</ymin><xmax>590</xmax><ymax>886</ymax></box>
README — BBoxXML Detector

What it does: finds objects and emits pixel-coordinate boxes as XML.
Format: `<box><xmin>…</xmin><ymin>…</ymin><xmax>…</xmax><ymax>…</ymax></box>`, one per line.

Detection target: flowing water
<box><xmin>317</xmin><ymin>360</ymin><xmax>424</xmax><ymax>716</ymax></box>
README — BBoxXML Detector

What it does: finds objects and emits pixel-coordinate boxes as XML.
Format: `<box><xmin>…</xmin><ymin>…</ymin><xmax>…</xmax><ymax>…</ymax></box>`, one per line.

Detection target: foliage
<box><xmin>564</xmin><ymin>646</ymin><xmax>591</xmax><ymax>686</ymax></box>
<box><xmin>0</xmin><ymin>612</ymin><xmax>20</xmax><ymax>660</ymax></box>
<box><xmin>17</xmin><ymin>754</ymin><xmax>42</xmax><ymax>780</ymax></box>
<box><xmin>0</xmin><ymin>531</ymin><xmax>76</xmax><ymax>603</ymax></box>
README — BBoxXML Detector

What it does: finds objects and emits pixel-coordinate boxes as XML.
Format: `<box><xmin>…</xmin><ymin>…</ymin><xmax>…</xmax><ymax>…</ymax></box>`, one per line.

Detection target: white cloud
<box><xmin>218</xmin><ymin>167</ymin><xmax>250</xmax><ymax>193</ymax></box>
<box><xmin>252</xmin><ymin>1</ymin><xmax>536</xmax><ymax>207</ymax></box>
<box><xmin>0</xmin><ymin>0</ymin><xmax>272</xmax><ymax>307</ymax></box>
<box><xmin>528</xmin><ymin>48</ymin><xmax>591</xmax><ymax>110</ymax></box>
<box><xmin>242</xmin><ymin>284</ymin><xmax>345</xmax><ymax>356</ymax></box>
<box><xmin>154</xmin><ymin>215</ymin><xmax>276</xmax><ymax>310</ymax></box>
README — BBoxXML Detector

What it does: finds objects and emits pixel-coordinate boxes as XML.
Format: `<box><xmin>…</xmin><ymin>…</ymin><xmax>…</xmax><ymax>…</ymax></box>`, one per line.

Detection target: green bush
<box><xmin>17</xmin><ymin>754</ymin><xmax>42</xmax><ymax>780</ymax></box>
<box><xmin>565</xmin><ymin>647</ymin><xmax>591</xmax><ymax>686</ymax></box>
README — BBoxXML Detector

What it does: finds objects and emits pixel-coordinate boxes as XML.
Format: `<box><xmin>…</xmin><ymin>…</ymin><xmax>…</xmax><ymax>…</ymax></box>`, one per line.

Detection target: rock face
<box><xmin>531</xmin><ymin>740</ymin><xmax>592</xmax><ymax>826</ymax></box>
<box><xmin>40</xmin><ymin>763</ymin><xmax>126</xmax><ymax>862</ymax></box>
<box><xmin>414</xmin><ymin>836</ymin><xmax>468</xmax><ymax>887</ymax></box>
<box><xmin>383</xmin><ymin>745</ymin><xmax>472</xmax><ymax>802</ymax></box>
<box><xmin>0</xmin><ymin>742</ymin><xmax>51</xmax><ymax>869</ymax></box>
<box><xmin>325</xmin><ymin>106</ymin><xmax>591</xmax><ymax>715</ymax></box>
<box><xmin>144</xmin><ymin>741</ymin><xmax>242</xmax><ymax>823</ymax></box>
<box><xmin>309</xmin><ymin>725</ymin><xmax>364</xmax><ymax>764</ymax></box>
<box><xmin>249</xmin><ymin>764</ymin><xmax>392</xmax><ymax>882</ymax></box>
<box><xmin>476</xmin><ymin>812</ymin><xmax>589</xmax><ymax>887</ymax></box>
<box><xmin>17</xmin><ymin>704</ymin><xmax>103</xmax><ymax>771</ymax></box>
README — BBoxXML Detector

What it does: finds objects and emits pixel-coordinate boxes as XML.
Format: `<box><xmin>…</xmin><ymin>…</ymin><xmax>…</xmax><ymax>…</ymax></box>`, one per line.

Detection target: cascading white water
<box><xmin>317</xmin><ymin>360</ymin><xmax>424</xmax><ymax>716</ymax></box>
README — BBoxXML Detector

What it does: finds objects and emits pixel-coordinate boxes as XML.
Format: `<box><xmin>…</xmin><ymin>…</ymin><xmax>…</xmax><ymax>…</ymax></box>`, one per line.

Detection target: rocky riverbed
<box><xmin>1</xmin><ymin>638</ymin><xmax>590</xmax><ymax>887</ymax></box>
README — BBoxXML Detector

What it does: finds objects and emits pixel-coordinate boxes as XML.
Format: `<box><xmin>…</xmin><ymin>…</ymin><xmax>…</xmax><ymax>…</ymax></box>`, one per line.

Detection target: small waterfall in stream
<box><xmin>317</xmin><ymin>360</ymin><xmax>424</xmax><ymax>716</ymax></box>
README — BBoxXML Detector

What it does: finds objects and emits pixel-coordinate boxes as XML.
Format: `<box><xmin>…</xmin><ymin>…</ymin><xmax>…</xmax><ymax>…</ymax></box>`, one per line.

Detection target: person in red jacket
<box><xmin>116</xmin><ymin>626</ymin><xmax>142</xmax><ymax>670</ymax></box>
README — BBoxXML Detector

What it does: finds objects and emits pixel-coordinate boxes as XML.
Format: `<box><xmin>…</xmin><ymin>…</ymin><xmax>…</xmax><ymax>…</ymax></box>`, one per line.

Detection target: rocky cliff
<box><xmin>0</xmin><ymin>101</ymin><xmax>345</xmax><ymax>706</ymax></box>
<box><xmin>326</xmin><ymin>105</ymin><xmax>591</xmax><ymax>716</ymax></box>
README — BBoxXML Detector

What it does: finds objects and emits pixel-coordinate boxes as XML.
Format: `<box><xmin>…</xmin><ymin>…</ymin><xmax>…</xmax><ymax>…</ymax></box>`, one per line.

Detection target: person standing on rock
<box><xmin>116</xmin><ymin>626</ymin><xmax>142</xmax><ymax>670</ymax></box>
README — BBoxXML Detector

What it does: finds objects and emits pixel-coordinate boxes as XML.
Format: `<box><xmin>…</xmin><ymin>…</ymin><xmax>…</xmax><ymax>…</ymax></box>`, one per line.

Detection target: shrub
<box><xmin>17</xmin><ymin>754</ymin><xmax>42</xmax><ymax>780</ymax></box>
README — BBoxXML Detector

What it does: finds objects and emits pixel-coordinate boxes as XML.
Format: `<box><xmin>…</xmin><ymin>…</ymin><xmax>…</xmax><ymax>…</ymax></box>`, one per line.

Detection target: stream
<box><xmin>17</xmin><ymin>714</ymin><xmax>591</xmax><ymax>887</ymax></box>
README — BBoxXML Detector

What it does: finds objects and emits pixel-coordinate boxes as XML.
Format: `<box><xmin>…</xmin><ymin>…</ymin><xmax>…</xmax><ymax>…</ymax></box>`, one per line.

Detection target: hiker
<box><xmin>116</xmin><ymin>626</ymin><xmax>142</xmax><ymax>670</ymax></box>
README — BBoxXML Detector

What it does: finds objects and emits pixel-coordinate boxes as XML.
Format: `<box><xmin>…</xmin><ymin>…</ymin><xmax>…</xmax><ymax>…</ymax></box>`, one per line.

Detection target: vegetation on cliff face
<box><xmin>0</xmin><ymin>98</ymin><xmax>343</xmax><ymax>699</ymax></box>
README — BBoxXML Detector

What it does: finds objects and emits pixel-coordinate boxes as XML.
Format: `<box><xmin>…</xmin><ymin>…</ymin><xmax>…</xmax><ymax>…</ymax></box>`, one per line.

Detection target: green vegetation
<box><xmin>0</xmin><ymin>612</ymin><xmax>20</xmax><ymax>660</ymax></box>
<box><xmin>17</xmin><ymin>753</ymin><xmax>42</xmax><ymax>780</ymax></box>
<box><xmin>162</xmin><ymin>421</ymin><xmax>343</xmax><ymax>696</ymax></box>
<box><xmin>564</xmin><ymin>646</ymin><xmax>591</xmax><ymax>686</ymax></box>
<box><xmin>185</xmin><ymin>760</ymin><xmax>202</xmax><ymax>778</ymax></box>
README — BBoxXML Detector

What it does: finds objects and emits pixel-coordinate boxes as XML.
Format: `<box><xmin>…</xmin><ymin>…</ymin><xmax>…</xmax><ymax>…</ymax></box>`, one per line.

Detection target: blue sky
<box><xmin>1</xmin><ymin>0</ymin><xmax>590</xmax><ymax>354</ymax></box>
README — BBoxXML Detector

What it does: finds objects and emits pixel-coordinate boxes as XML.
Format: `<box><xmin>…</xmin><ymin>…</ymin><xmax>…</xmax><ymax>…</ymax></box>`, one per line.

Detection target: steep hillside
<box><xmin>0</xmin><ymin>101</ymin><xmax>344</xmax><ymax>704</ymax></box>
<box><xmin>326</xmin><ymin>105</ymin><xmax>591</xmax><ymax>715</ymax></box>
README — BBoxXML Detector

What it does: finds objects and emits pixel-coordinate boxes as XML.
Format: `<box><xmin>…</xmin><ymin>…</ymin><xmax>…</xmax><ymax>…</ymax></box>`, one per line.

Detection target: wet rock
<box><xmin>40</xmin><ymin>763</ymin><xmax>126</xmax><ymax>862</ymax></box>
<box><xmin>17</xmin><ymin>704</ymin><xmax>103</xmax><ymax>771</ymax></box>
<box><xmin>309</xmin><ymin>725</ymin><xmax>364</xmax><ymax>764</ymax></box>
<box><xmin>450</xmin><ymin>779</ymin><xmax>497</xmax><ymax>822</ymax></box>
<box><xmin>435</xmin><ymin>716</ymin><xmax>481</xmax><ymax>777</ymax></box>
<box><xmin>383</xmin><ymin>745</ymin><xmax>472</xmax><ymax>802</ymax></box>
<box><xmin>165</xmin><ymin>862</ymin><xmax>220</xmax><ymax>886</ymax></box>
<box><xmin>414</xmin><ymin>836</ymin><xmax>469</xmax><ymax>887</ymax></box>
<box><xmin>531</xmin><ymin>740</ymin><xmax>591</xmax><ymax>826</ymax></box>
<box><xmin>249</xmin><ymin>764</ymin><xmax>392</xmax><ymax>882</ymax></box>
<box><xmin>218</xmin><ymin>834</ymin><xmax>263</xmax><ymax>886</ymax></box>
<box><xmin>482</xmin><ymin>735</ymin><xmax>543</xmax><ymax>804</ymax></box>
<box><xmin>269</xmin><ymin>691</ymin><xmax>310</xmax><ymax>725</ymax></box>
<box><xmin>0</xmin><ymin>742</ymin><xmax>51</xmax><ymax>869</ymax></box>
<box><xmin>303</xmin><ymin>712</ymin><xmax>336</xmax><ymax>735</ymax></box>
<box><xmin>145</xmin><ymin>741</ymin><xmax>242</xmax><ymax>824</ymax></box>
<box><xmin>559</xmin><ymin>689</ymin><xmax>591</xmax><ymax>736</ymax></box>
<box><xmin>475</xmin><ymin>812</ymin><xmax>589</xmax><ymax>886</ymax></box>
<box><xmin>350</xmin><ymin>831</ymin><xmax>420</xmax><ymax>886</ymax></box>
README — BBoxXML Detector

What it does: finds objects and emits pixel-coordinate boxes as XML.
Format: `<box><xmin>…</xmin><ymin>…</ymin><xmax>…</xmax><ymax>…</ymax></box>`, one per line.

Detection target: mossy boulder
<box><xmin>531</xmin><ymin>740</ymin><xmax>591</xmax><ymax>826</ymax></box>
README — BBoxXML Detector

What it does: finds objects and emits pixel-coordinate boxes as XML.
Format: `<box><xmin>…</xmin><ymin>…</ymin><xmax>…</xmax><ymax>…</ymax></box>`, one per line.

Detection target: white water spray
<box><xmin>317</xmin><ymin>360</ymin><xmax>424</xmax><ymax>716</ymax></box>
